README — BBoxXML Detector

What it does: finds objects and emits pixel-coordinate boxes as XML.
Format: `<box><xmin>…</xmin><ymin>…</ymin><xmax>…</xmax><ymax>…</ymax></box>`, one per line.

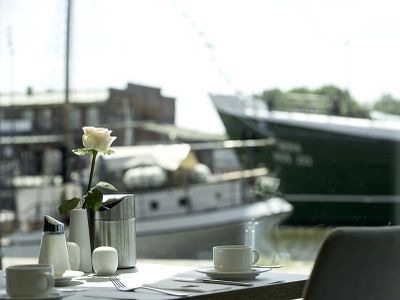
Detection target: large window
<box><xmin>86</xmin><ymin>107</ymin><xmax>99</xmax><ymax>126</ymax></box>
<box><xmin>0</xmin><ymin>0</ymin><xmax>399</xmax><ymax>273</ymax></box>
<box><xmin>69</xmin><ymin>108</ymin><xmax>81</xmax><ymax>129</ymax></box>
<box><xmin>38</xmin><ymin>108</ymin><xmax>52</xmax><ymax>131</ymax></box>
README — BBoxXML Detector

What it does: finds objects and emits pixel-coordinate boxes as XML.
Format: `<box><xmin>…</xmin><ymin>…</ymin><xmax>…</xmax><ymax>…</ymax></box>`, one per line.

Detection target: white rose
<box><xmin>82</xmin><ymin>126</ymin><xmax>117</xmax><ymax>153</ymax></box>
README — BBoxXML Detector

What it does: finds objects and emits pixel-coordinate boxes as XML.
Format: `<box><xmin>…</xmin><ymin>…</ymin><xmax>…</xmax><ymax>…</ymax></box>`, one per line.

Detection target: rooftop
<box><xmin>0</xmin><ymin>90</ymin><xmax>109</xmax><ymax>107</ymax></box>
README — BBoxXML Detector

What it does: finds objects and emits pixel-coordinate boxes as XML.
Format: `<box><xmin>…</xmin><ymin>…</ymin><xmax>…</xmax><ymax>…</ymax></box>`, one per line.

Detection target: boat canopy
<box><xmin>99</xmin><ymin>144</ymin><xmax>198</xmax><ymax>172</ymax></box>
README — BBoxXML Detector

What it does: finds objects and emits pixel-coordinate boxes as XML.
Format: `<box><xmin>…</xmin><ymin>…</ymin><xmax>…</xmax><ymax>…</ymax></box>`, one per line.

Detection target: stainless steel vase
<box><xmin>88</xmin><ymin>194</ymin><xmax>136</xmax><ymax>268</ymax></box>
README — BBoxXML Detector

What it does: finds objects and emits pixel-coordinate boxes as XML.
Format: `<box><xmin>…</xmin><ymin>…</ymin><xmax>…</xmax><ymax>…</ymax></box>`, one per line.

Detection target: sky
<box><xmin>1</xmin><ymin>0</ymin><xmax>400</xmax><ymax>133</ymax></box>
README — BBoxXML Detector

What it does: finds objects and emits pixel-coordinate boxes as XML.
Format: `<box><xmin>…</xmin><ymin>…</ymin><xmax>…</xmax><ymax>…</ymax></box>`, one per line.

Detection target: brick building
<box><xmin>0</xmin><ymin>83</ymin><xmax>175</xmax><ymax>179</ymax></box>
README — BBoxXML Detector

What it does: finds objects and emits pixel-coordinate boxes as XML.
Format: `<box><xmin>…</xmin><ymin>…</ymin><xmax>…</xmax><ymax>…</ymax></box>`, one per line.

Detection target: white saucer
<box><xmin>0</xmin><ymin>291</ymin><xmax>65</xmax><ymax>300</ymax></box>
<box><xmin>196</xmin><ymin>267</ymin><xmax>271</xmax><ymax>280</ymax></box>
<box><xmin>55</xmin><ymin>270</ymin><xmax>85</xmax><ymax>286</ymax></box>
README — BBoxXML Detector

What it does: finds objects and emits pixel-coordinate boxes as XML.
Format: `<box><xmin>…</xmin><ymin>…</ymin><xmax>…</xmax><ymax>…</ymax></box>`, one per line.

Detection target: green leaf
<box><xmin>58</xmin><ymin>197</ymin><xmax>81</xmax><ymax>215</ymax></box>
<box><xmin>95</xmin><ymin>181</ymin><xmax>118</xmax><ymax>191</ymax></box>
<box><xmin>83</xmin><ymin>188</ymin><xmax>103</xmax><ymax>211</ymax></box>
<box><xmin>72</xmin><ymin>148</ymin><xmax>94</xmax><ymax>156</ymax></box>
<box><xmin>102</xmin><ymin>149</ymin><xmax>114</xmax><ymax>155</ymax></box>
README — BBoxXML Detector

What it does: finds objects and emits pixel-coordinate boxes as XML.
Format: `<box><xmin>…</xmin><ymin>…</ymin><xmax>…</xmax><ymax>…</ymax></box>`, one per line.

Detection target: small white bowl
<box><xmin>92</xmin><ymin>246</ymin><xmax>118</xmax><ymax>276</ymax></box>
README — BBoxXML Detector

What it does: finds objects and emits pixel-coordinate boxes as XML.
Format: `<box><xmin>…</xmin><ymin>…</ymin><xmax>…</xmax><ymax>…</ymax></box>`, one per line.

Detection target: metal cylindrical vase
<box><xmin>89</xmin><ymin>194</ymin><xmax>136</xmax><ymax>269</ymax></box>
<box><xmin>69</xmin><ymin>208</ymin><xmax>93</xmax><ymax>273</ymax></box>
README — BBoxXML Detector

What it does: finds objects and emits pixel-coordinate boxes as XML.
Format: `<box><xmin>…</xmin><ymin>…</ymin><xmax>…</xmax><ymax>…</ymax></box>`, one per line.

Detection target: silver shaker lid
<box><xmin>43</xmin><ymin>215</ymin><xmax>64</xmax><ymax>233</ymax></box>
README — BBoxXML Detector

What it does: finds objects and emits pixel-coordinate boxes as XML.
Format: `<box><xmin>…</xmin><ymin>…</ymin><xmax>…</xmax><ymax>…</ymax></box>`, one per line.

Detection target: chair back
<box><xmin>302</xmin><ymin>226</ymin><xmax>400</xmax><ymax>300</ymax></box>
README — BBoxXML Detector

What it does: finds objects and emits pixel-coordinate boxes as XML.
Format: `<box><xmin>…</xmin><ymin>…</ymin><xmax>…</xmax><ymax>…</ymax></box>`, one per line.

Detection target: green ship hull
<box><xmin>211</xmin><ymin>94</ymin><xmax>400</xmax><ymax>225</ymax></box>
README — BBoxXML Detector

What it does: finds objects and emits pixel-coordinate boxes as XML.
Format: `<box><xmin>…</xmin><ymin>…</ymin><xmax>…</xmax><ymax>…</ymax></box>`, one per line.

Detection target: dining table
<box><xmin>0</xmin><ymin>262</ymin><xmax>308</xmax><ymax>300</ymax></box>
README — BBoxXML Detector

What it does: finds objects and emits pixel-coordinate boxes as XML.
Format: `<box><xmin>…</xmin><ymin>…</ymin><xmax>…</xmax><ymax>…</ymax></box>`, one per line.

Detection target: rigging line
<box><xmin>6</xmin><ymin>27</ymin><xmax>16</xmax><ymax>135</ymax></box>
<box><xmin>0</xmin><ymin>0</ymin><xmax>3</xmax><ymax>270</ymax></box>
<box><xmin>0</xmin><ymin>0</ymin><xmax>2</xmax><ymax>94</ymax></box>
<box><xmin>0</xmin><ymin>1</ymin><xmax>2</xmax><ymax>200</ymax></box>
<box><xmin>49</xmin><ymin>0</ymin><xmax>65</xmax><ymax>90</ymax></box>
<box><xmin>86</xmin><ymin>0</ymin><xmax>101</xmax><ymax>89</ymax></box>
<box><xmin>170</xmin><ymin>0</ymin><xmax>242</xmax><ymax>96</ymax></box>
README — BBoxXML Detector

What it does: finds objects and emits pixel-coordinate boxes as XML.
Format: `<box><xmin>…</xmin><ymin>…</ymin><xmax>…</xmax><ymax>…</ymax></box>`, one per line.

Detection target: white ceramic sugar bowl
<box><xmin>67</xmin><ymin>242</ymin><xmax>80</xmax><ymax>271</ymax></box>
<box><xmin>92</xmin><ymin>246</ymin><xmax>118</xmax><ymax>276</ymax></box>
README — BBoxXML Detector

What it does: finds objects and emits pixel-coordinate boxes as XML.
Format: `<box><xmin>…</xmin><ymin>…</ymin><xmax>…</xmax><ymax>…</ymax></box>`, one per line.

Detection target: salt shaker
<box><xmin>38</xmin><ymin>215</ymin><xmax>71</xmax><ymax>276</ymax></box>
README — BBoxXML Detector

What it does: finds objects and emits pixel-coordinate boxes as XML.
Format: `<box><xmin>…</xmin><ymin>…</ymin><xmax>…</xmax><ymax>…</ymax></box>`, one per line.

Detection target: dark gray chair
<box><xmin>302</xmin><ymin>226</ymin><xmax>400</xmax><ymax>300</ymax></box>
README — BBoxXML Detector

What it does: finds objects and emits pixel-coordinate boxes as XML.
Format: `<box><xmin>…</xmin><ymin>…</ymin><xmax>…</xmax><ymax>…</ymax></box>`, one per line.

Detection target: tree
<box><xmin>257</xmin><ymin>85</ymin><xmax>370</xmax><ymax>118</ymax></box>
<box><xmin>288</xmin><ymin>87</ymin><xmax>312</xmax><ymax>94</ymax></box>
<box><xmin>373</xmin><ymin>94</ymin><xmax>400</xmax><ymax>115</ymax></box>
<box><xmin>258</xmin><ymin>88</ymin><xmax>283</xmax><ymax>111</ymax></box>
<box><xmin>315</xmin><ymin>85</ymin><xmax>369</xmax><ymax>118</ymax></box>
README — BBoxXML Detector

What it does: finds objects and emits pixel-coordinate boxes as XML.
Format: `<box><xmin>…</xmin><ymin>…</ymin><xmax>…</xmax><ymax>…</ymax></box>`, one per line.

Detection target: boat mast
<box><xmin>65</xmin><ymin>0</ymin><xmax>71</xmax><ymax>106</ymax></box>
<box><xmin>63</xmin><ymin>0</ymin><xmax>73</xmax><ymax>182</ymax></box>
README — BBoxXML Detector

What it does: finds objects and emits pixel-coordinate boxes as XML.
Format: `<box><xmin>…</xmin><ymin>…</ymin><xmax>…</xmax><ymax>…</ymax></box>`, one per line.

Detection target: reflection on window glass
<box><xmin>69</xmin><ymin>108</ymin><xmax>81</xmax><ymax>129</ymax></box>
<box><xmin>0</xmin><ymin>0</ymin><xmax>399</xmax><ymax>276</ymax></box>
<box><xmin>39</xmin><ymin>108</ymin><xmax>52</xmax><ymax>131</ymax></box>
<box><xmin>86</xmin><ymin>107</ymin><xmax>99</xmax><ymax>126</ymax></box>
<box><xmin>22</xmin><ymin>109</ymin><xmax>33</xmax><ymax>123</ymax></box>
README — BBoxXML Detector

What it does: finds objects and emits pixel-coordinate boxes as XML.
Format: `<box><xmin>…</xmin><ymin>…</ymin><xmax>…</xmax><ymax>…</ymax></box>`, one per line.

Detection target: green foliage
<box><xmin>373</xmin><ymin>94</ymin><xmax>400</xmax><ymax>115</ymax></box>
<box><xmin>59</xmin><ymin>150</ymin><xmax>118</xmax><ymax>215</ymax></box>
<box><xmin>72</xmin><ymin>148</ymin><xmax>95</xmax><ymax>156</ymax></box>
<box><xmin>58</xmin><ymin>127</ymin><xmax>118</xmax><ymax>215</ymax></box>
<box><xmin>288</xmin><ymin>87</ymin><xmax>312</xmax><ymax>94</ymax></box>
<box><xmin>259</xmin><ymin>89</ymin><xmax>284</xmax><ymax>111</ymax></box>
<box><xmin>83</xmin><ymin>188</ymin><xmax>103</xmax><ymax>211</ymax></box>
<box><xmin>58</xmin><ymin>197</ymin><xmax>81</xmax><ymax>215</ymax></box>
<box><xmin>315</xmin><ymin>85</ymin><xmax>369</xmax><ymax>118</ymax></box>
<box><xmin>102</xmin><ymin>149</ymin><xmax>115</xmax><ymax>155</ymax></box>
<box><xmin>257</xmin><ymin>85</ymin><xmax>370</xmax><ymax>118</ymax></box>
<box><xmin>58</xmin><ymin>181</ymin><xmax>117</xmax><ymax>214</ymax></box>
<box><xmin>95</xmin><ymin>181</ymin><xmax>118</xmax><ymax>192</ymax></box>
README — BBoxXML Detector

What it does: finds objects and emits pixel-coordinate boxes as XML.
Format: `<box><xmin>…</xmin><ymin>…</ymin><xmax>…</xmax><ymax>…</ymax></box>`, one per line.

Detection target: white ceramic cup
<box><xmin>92</xmin><ymin>246</ymin><xmax>118</xmax><ymax>276</ymax></box>
<box><xmin>6</xmin><ymin>264</ymin><xmax>54</xmax><ymax>298</ymax></box>
<box><xmin>213</xmin><ymin>245</ymin><xmax>260</xmax><ymax>272</ymax></box>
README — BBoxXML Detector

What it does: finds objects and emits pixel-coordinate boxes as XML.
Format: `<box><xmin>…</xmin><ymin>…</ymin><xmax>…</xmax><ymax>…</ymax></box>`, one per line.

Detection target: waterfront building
<box><xmin>0</xmin><ymin>83</ymin><xmax>175</xmax><ymax>180</ymax></box>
